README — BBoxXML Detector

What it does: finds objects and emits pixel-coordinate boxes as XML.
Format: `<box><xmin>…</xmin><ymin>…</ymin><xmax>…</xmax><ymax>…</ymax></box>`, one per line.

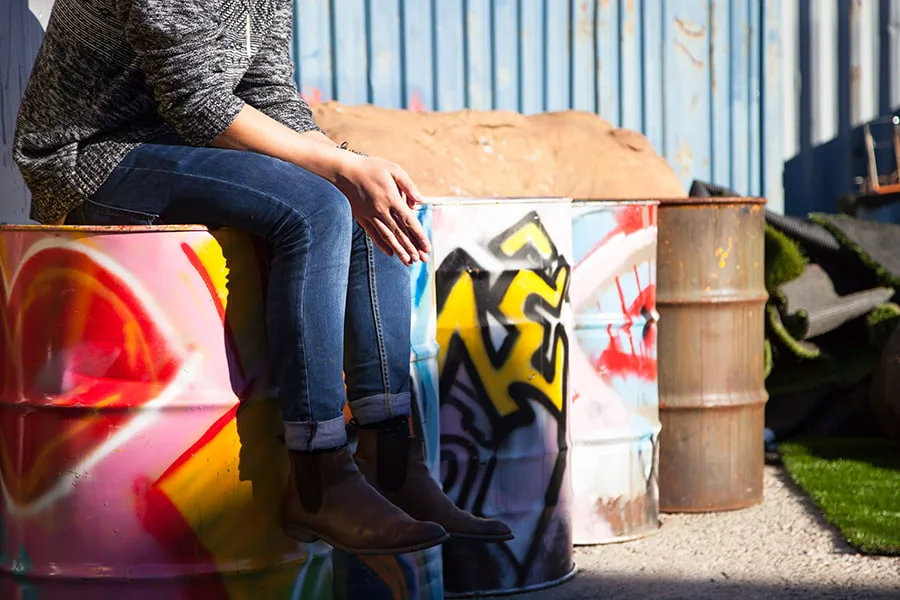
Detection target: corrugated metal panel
<box><xmin>295</xmin><ymin>0</ymin><xmax>780</xmax><ymax>209</ymax></box>
<box><xmin>6</xmin><ymin>1</ymin><xmax>897</xmax><ymax>221</ymax></box>
<box><xmin>782</xmin><ymin>0</ymin><xmax>900</xmax><ymax>218</ymax></box>
<box><xmin>1</xmin><ymin>0</ymin><xmax>52</xmax><ymax>224</ymax></box>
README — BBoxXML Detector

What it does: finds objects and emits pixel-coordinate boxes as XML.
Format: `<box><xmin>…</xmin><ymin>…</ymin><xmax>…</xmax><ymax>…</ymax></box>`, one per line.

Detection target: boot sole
<box><xmin>283</xmin><ymin>522</ymin><xmax>450</xmax><ymax>555</ymax></box>
<box><xmin>448</xmin><ymin>531</ymin><xmax>515</xmax><ymax>543</ymax></box>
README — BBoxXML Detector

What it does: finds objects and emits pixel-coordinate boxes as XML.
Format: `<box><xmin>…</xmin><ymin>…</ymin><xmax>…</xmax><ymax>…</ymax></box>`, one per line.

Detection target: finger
<box><xmin>385</xmin><ymin>207</ymin><xmax>422</xmax><ymax>261</ymax></box>
<box><xmin>395</xmin><ymin>206</ymin><xmax>431</xmax><ymax>261</ymax></box>
<box><xmin>381</xmin><ymin>212</ymin><xmax>419</xmax><ymax>264</ymax></box>
<box><xmin>392</xmin><ymin>167</ymin><xmax>426</xmax><ymax>207</ymax></box>
<box><xmin>372</xmin><ymin>218</ymin><xmax>412</xmax><ymax>265</ymax></box>
<box><xmin>361</xmin><ymin>222</ymin><xmax>394</xmax><ymax>257</ymax></box>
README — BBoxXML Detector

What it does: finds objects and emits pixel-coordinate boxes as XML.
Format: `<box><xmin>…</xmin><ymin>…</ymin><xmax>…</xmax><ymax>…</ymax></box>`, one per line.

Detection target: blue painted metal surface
<box><xmin>0</xmin><ymin>0</ymin><xmax>51</xmax><ymax>225</ymax></box>
<box><xmin>295</xmin><ymin>0</ymin><xmax>784</xmax><ymax>211</ymax></box>
<box><xmin>781</xmin><ymin>0</ymin><xmax>900</xmax><ymax>219</ymax></box>
<box><xmin>4</xmin><ymin>1</ymin><xmax>900</xmax><ymax>221</ymax></box>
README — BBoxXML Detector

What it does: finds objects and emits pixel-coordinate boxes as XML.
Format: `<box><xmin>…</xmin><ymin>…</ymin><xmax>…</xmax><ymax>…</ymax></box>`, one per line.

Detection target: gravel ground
<box><xmin>500</xmin><ymin>466</ymin><xmax>900</xmax><ymax>600</ymax></box>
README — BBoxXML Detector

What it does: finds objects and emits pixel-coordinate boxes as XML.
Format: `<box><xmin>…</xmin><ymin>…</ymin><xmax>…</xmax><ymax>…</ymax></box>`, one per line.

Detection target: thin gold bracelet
<box><xmin>337</xmin><ymin>141</ymin><xmax>367</xmax><ymax>156</ymax></box>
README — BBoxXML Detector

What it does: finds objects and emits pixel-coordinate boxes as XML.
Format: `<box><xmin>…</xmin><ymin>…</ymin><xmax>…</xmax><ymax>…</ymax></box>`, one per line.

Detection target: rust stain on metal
<box><xmin>577</xmin><ymin>0</ymin><xmax>592</xmax><ymax>38</ymax></box>
<box><xmin>656</xmin><ymin>198</ymin><xmax>768</xmax><ymax>513</ymax></box>
<box><xmin>675</xmin><ymin>139</ymin><xmax>695</xmax><ymax>178</ymax></box>
<box><xmin>593</xmin><ymin>493</ymin><xmax>658</xmax><ymax>540</ymax></box>
<box><xmin>675</xmin><ymin>41</ymin><xmax>704</xmax><ymax>69</ymax></box>
<box><xmin>624</xmin><ymin>0</ymin><xmax>636</xmax><ymax>37</ymax></box>
<box><xmin>674</xmin><ymin>17</ymin><xmax>705</xmax><ymax>38</ymax></box>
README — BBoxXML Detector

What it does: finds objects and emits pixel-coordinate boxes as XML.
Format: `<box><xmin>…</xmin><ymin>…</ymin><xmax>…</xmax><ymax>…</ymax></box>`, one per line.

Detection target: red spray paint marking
<box><xmin>596</xmin><ymin>327</ymin><xmax>657</xmax><ymax>382</ymax></box>
<box><xmin>301</xmin><ymin>87</ymin><xmax>323</xmax><ymax>105</ymax></box>
<box><xmin>134</xmin><ymin>475</ymin><xmax>231</xmax><ymax>599</ymax></box>
<box><xmin>614</xmin><ymin>277</ymin><xmax>632</xmax><ymax>327</ymax></box>
<box><xmin>596</xmin><ymin>264</ymin><xmax>658</xmax><ymax>383</ymax></box>
<box><xmin>596</xmin><ymin>205</ymin><xmax>653</xmax><ymax>248</ymax></box>
<box><xmin>408</xmin><ymin>91</ymin><xmax>428</xmax><ymax>113</ymax></box>
<box><xmin>181</xmin><ymin>243</ymin><xmax>256</xmax><ymax>399</ymax></box>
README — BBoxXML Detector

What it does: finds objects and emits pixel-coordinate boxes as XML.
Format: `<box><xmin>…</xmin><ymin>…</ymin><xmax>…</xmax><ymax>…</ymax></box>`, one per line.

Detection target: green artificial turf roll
<box><xmin>765</xmin><ymin>224</ymin><xmax>808</xmax><ymax>292</ymax></box>
<box><xmin>780</xmin><ymin>438</ymin><xmax>900</xmax><ymax>556</ymax></box>
<box><xmin>867</xmin><ymin>303</ymin><xmax>900</xmax><ymax>350</ymax></box>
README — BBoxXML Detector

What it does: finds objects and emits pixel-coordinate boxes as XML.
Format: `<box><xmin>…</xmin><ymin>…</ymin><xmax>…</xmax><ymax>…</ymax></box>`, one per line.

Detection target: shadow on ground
<box><xmin>483</xmin><ymin>574</ymin><xmax>898</xmax><ymax>600</ymax></box>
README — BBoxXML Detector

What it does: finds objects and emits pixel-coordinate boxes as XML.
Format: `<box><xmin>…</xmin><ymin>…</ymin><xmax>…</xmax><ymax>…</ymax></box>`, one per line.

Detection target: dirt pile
<box><xmin>311</xmin><ymin>102</ymin><xmax>686</xmax><ymax>200</ymax></box>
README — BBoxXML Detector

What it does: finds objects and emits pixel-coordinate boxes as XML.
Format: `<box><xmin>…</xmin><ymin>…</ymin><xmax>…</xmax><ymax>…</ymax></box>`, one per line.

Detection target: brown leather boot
<box><xmin>354</xmin><ymin>420</ymin><xmax>514</xmax><ymax>542</ymax></box>
<box><xmin>282</xmin><ymin>445</ymin><xmax>450</xmax><ymax>554</ymax></box>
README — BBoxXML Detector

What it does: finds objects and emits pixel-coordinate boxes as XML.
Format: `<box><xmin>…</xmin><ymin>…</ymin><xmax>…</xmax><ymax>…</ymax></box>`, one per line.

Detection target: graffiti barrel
<box><xmin>409</xmin><ymin>204</ymin><xmax>442</xmax><ymax>476</ymax></box>
<box><xmin>431</xmin><ymin>198</ymin><xmax>575</xmax><ymax>596</ymax></box>
<box><xmin>0</xmin><ymin>224</ymin><xmax>440</xmax><ymax>599</ymax></box>
<box><xmin>569</xmin><ymin>200</ymin><xmax>661</xmax><ymax>545</ymax></box>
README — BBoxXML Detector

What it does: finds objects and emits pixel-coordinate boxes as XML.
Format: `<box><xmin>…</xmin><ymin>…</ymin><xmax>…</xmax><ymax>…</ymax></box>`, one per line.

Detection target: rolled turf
<box><xmin>779</xmin><ymin>438</ymin><xmax>900</xmax><ymax>556</ymax></box>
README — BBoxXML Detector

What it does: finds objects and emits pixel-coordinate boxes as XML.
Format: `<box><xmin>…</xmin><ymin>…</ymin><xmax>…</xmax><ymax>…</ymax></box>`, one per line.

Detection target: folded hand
<box><xmin>335</xmin><ymin>154</ymin><xmax>431</xmax><ymax>265</ymax></box>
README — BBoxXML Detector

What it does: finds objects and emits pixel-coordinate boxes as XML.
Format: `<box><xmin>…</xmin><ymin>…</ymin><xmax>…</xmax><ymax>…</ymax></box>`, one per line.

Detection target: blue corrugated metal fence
<box><xmin>5</xmin><ymin>1</ymin><xmax>900</xmax><ymax>222</ymax></box>
<box><xmin>782</xmin><ymin>0</ymin><xmax>900</xmax><ymax>218</ymax></box>
<box><xmin>294</xmin><ymin>0</ymin><xmax>784</xmax><ymax>210</ymax></box>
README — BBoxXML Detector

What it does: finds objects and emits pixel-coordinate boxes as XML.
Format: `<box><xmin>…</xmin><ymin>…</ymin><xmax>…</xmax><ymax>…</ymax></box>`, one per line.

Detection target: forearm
<box><xmin>211</xmin><ymin>104</ymin><xmax>355</xmax><ymax>184</ymax></box>
<box><xmin>302</xmin><ymin>130</ymin><xmax>339</xmax><ymax>146</ymax></box>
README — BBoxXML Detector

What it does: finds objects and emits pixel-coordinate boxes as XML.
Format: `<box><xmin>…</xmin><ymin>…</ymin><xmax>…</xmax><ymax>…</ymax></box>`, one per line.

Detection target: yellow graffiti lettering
<box><xmin>437</xmin><ymin>218</ymin><xmax>569</xmax><ymax>421</ymax></box>
<box><xmin>498</xmin><ymin>221</ymin><xmax>556</xmax><ymax>260</ymax></box>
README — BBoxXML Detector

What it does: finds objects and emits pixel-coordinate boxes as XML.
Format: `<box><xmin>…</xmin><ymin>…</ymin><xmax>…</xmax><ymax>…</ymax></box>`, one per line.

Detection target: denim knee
<box><xmin>269</xmin><ymin>179</ymin><xmax>353</xmax><ymax>255</ymax></box>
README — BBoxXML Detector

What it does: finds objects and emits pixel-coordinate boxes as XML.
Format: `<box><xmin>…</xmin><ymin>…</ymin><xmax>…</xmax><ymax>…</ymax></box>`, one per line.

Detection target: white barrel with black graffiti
<box><xmin>431</xmin><ymin>198</ymin><xmax>575</xmax><ymax>597</ymax></box>
<box><xmin>569</xmin><ymin>200</ymin><xmax>661</xmax><ymax>546</ymax></box>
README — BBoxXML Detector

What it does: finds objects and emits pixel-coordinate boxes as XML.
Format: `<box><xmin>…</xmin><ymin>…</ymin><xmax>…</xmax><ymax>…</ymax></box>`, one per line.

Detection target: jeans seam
<box><xmin>297</xmin><ymin>234</ymin><xmax>313</xmax><ymax>421</ymax></box>
<box><xmin>364</xmin><ymin>234</ymin><xmax>393</xmax><ymax>418</ymax></box>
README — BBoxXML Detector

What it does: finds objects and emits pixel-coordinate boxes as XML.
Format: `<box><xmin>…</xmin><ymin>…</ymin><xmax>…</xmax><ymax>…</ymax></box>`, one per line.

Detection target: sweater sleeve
<box><xmin>235</xmin><ymin>0</ymin><xmax>320</xmax><ymax>133</ymax></box>
<box><xmin>115</xmin><ymin>0</ymin><xmax>246</xmax><ymax>146</ymax></box>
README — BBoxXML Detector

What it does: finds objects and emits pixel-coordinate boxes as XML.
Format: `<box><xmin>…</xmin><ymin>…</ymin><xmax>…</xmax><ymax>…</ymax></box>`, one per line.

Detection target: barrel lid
<box><xmin>572</xmin><ymin>198</ymin><xmax>661</xmax><ymax>206</ymax></box>
<box><xmin>424</xmin><ymin>196</ymin><xmax>573</xmax><ymax>206</ymax></box>
<box><xmin>657</xmin><ymin>196</ymin><xmax>767</xmax><ymax>207</ymax></box>
<box><xmin>0</xmin><ymin>224</ymin><xmax>213</xmax><ymax>232</ymax></box>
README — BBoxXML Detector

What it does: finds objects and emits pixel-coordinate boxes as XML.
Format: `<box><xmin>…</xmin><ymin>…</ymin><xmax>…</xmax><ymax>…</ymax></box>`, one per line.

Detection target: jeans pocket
<box><xmin>74</xmin><ymin>199</ymin><xmax>162</xmax><ymax>226</ymax></box>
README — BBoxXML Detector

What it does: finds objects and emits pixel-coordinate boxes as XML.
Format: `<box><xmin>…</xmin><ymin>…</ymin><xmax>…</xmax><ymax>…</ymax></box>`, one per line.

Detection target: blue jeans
<box><xmin>65</xmin><ymin>142</ymin><xmax>413</xmax><ymax>451</ymax></box>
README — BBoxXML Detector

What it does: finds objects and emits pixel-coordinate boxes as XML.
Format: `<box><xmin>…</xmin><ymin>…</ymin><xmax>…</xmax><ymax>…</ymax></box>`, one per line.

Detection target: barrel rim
<box><xmin>657</xmin><ymin>196</ymin><xmax>767</xmax><ymax>206</ymax></box>
<box><xmin>572</xmin><ymin>198</ymin><xmax>661</xmax><ymax>206</ymax></box>
<box><xmin>425</xmin><ymin>196</ymin><xmax>573</xmax><ymax>206</ymax></box>
<box><xmin>0</xmin><ymin>224</ymin><xmax>212</xmax><ymax>233</ymax></box>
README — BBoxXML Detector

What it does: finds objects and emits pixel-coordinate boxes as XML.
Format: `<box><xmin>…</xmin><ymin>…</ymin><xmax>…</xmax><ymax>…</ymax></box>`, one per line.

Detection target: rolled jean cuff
<box><xmin>284</xmin><ymin>415</ymin><xmax>347</xmax><ymax>452</ymax></box>
<box><xmin>350</xmin><ymin>392</ymin><xmax>412</xmax><ymax>426</ymax></box>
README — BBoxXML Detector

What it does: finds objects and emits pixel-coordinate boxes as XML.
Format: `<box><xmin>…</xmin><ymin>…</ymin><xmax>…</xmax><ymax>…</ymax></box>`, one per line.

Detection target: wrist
<box><xmin>290</xmin><ymin>142</ymin><xmax>360</xmax><ymax>184</ymax></box>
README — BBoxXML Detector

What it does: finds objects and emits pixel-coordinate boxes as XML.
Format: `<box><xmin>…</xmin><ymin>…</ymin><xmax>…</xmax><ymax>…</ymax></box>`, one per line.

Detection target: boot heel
<box><xmin>284</xmin><ymin>523</ymin><xmax>320</xmax><ymax>544</ymax></box>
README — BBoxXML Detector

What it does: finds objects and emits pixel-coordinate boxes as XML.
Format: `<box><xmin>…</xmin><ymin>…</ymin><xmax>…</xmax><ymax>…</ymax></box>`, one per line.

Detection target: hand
<box><xmin>334</xmin><ymin>154</ymin><xmax>431</xmax><ymax>265</ymax></box>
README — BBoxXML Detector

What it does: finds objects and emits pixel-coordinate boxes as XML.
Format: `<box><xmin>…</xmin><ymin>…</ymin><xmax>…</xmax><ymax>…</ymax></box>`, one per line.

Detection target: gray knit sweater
<box><xmin>14</xmin><ymin>0</ymin><xmax>320</xmax><ymax>224</ymax></box>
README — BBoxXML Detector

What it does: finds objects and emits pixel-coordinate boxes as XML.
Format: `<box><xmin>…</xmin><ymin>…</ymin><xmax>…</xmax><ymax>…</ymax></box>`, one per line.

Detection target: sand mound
<box><xmin>312</xmin><ymin>101</ymin><xmax>686</xmax><ymax>200</ymax></box>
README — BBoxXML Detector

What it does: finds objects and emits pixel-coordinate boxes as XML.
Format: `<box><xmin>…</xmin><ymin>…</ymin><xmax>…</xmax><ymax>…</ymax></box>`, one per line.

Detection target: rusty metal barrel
<box><xmin>656</xmin><ymin>198</ymin><xmax>768</xmax><ymax>512</ymax></box>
